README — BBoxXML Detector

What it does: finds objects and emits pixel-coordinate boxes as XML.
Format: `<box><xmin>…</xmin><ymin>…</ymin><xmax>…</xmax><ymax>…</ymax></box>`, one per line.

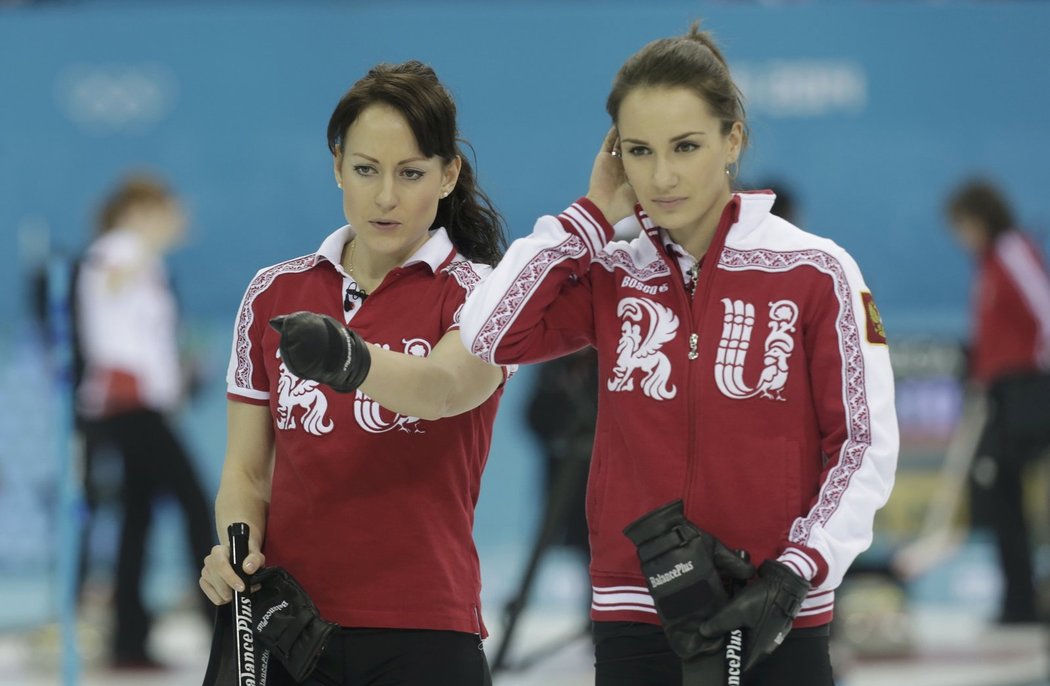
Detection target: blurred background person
<box><xmin>74</xmin><ymin>173</ymin><xmax>213</xmax><ymax>669</ymax></box>
<box><xmin>487</xmin><ymin>348</ymin><xmax>597</xmax><ymax>669</ymax></box>
<box><xmin>946</xmin><ymin>178</ymin><xmax>1050</xmax><ymax>625</ymax></box>
<box><xmin>769</xmin><ymin>183</ymin><xmax>797</xmax><ymax>226</ymax></box>
<box><xmin>752</xmin><ymin>178</ymin><xmax>799</xmax><ymax>227</ymax></box>
<box><xmin>525</xmin><ymin>349</ymin><xmax>597</xmax><ymax>567</ymax></box>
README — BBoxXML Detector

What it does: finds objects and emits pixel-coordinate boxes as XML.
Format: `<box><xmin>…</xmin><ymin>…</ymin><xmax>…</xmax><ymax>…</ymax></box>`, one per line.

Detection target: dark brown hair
<box><xmin>946</xmin><ymin>179</ymin><xmax>1016</xmax><ymax>239</ymax></box>
<box><xmin>96</xmin><ymin>173</ymin><xmax>174</xmax><ymax>235</ymax></box>
<box><xmin>606</xmin><ymin>22</ymin><xmax>749</xmax><ymax>157</ymax></box>
<box><xmin>326</xmin><ymin>60</ymin><xmax>506</xmax><ymax>265</ymax></box>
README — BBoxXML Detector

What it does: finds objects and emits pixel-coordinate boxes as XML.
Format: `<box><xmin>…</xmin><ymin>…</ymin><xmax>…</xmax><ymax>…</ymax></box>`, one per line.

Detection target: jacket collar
<box><xmin>637</xmin><ymin>191</ymin><xmax>777</xmax><ymax>265</ymax></box>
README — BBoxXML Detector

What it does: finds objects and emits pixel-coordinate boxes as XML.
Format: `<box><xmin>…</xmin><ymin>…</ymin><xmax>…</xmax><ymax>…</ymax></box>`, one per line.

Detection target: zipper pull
<box><xmin>688</xmin><ymin>333</ymin><xmax>699</xmax><ymax>360</ymax></box>
<box><xmin>687</xmin><ymin>262</ymin><xmax>700</xmax><ymax>298</ymax></box>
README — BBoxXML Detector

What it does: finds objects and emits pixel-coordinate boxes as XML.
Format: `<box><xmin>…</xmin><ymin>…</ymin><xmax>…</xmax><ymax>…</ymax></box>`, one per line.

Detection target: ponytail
<box><xmin>436</xmin><ymin>145</ymin><xmax>505</xmax><ymax>266</ymax></box>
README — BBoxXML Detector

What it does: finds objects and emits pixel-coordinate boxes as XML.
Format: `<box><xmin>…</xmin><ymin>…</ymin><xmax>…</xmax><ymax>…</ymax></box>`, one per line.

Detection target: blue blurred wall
<box><xmin>1</xmin><ymin>0</ymin><xmax>1048</xmax><ymax>630</ymax></box>
<box><xmin>2</xmin><ymin>1</ymin><xmax>1049</xmax><ymax>338</ymax></box>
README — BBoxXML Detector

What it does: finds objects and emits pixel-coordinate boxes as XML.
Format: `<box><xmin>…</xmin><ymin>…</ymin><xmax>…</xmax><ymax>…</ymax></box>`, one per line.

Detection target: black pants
<box><xmin>970</xmin><ymin>374</ymin><xmax>1050</xmax><ymax>623</ymax></box>
<box><xmin>85</xmin><ymin>409</ymin><xmax>214</xmax><ymax>659</ymax></box>
<box><xmin>593</xmin><ymin>621</ymin><xmax>833</xmax><ymax>686</ymax></box>
<box><xmin>264</xmin><ymin>628</ymin><xmax>492</xmax><ymax>686</ymax></box>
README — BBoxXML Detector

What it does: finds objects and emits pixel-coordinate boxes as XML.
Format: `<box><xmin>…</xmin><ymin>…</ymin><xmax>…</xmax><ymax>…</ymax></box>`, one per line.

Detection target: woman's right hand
<box><xmin>586</xmin><ymin>127</ymin><xmax>637</xmax><ymax>225</ymax></box>
<box><xmin>199</xmin><ymin>543</ymin><xmax>266</xmax><ymax>605</ymax></box>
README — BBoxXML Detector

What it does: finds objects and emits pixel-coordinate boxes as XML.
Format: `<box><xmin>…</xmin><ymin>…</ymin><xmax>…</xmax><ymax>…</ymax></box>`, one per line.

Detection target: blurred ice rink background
<box><xmin>0</xmin><ymin>0</ymin><xmax>1048</xmax><ymax>684</ymax></box>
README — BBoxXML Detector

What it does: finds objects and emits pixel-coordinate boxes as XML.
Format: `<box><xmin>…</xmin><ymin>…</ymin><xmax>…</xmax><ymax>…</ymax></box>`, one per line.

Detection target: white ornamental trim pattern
<box><xmin>719</xmin><ymin>247</ymin><xmax>870</xmax><ymax>542</ymax></box>
<box><xmin>594</xmin><ymin>247</ymin><xmax>671</xmax><ymax>281</ymax></box>
<box><xmin>233</xmin><ymin>255</ymin><xmax>315</xmax><ymax>390</ymax></box>
<box><xmin>443</xmin><ymin>259</ymin><xmax>483</xmax><ymax>297</ymax></box>
<box><xmin>471</xmin><ymin>235</ymin><xmax>587</xmax><ymax>359</ymax></box>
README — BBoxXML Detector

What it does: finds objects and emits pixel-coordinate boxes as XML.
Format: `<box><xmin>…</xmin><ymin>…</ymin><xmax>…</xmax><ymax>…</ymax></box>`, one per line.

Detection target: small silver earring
<box><xmin>337</xmin><ymin>182</ymin><xmax>342</xmax><ymax>189</ymax></box>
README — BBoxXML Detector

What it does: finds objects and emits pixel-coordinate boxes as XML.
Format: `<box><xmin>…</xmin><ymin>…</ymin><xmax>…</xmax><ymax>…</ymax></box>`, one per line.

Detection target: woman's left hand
<box><xmin>586</xmin><ymin>127</ymin><xmax>636</xmax><ymax>225</ymax></box>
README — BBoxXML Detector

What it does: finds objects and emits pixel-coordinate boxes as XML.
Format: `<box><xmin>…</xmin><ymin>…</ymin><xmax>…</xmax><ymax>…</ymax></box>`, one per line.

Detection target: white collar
<box><xmin>313</xmin><ymin>225</ymin><xmax>456</xmax><ymax>275</ymax></box>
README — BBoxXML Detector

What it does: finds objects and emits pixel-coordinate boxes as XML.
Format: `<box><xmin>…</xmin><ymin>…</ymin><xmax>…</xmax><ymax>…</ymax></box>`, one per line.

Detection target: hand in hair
<box><xmin>586</xmin><ymin>127</ymin><xmax>637</xmax><ymax>225</ymax></box>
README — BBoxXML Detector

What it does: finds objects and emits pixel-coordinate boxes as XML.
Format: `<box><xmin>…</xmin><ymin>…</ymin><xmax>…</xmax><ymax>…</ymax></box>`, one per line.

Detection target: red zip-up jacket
<box><xmin>460</xmin><ymin>193</ymin><xmax>898</xmax><ymax>628</ymax></box>
<box><xmin>970</xmin><ymin>230</ymin><xmax>1050</xmax><ymax>384</ymax></box>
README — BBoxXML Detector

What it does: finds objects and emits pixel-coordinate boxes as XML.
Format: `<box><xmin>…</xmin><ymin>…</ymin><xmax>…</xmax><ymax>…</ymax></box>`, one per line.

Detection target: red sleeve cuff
<box><xmin>777</xmin><ymin>545</ymin><xmax>829</xmax><ymax>586</ymax></box>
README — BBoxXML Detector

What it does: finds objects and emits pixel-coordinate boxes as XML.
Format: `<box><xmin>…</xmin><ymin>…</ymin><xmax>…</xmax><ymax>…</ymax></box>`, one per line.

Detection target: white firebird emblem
<box><xmin>354</xmin><ymin>337</ymin><xmax>431</xmax><ymax>434</ymax></box>
<box><xmin>715</xmin><ymin>298</ymin><xmax>799</xmax><ymax>401</ymax></box>
<box><xmin>608</xmin><ymin>297</ymin><xmax>678</xmax><ymax>401</ymax></box>
<box><xmin>275</xmin><ymin>357</ymin><xmax>334</xmax><ymax>436</ymax></box>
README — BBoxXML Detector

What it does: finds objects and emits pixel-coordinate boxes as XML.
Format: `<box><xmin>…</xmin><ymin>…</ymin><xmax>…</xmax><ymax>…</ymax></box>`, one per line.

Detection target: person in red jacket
<box><xmin>947</xmin><ymin>179</ymin><xmax>1050</xmax><ymax>624</ymax></box>
<box><xmin>197</xmin><ymin>61</ymin><xmax>508</xmax><ymax>685</ymax></box>
<box><xmin>459</xmin><ymin>23</ymin><xmax>899</xmax><ymax>685</ymax></box>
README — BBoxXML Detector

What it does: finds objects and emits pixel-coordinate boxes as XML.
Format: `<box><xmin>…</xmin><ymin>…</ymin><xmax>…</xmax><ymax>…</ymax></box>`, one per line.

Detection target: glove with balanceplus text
<box><xmin>698</xmin><ymin>558</ymin><xmax>810</xmax><ymax>671</ymax></box>
<box><xmin>249</xmin><ymin>566</ymin><xmax>338</xmax><ymax>683</ymax></box>
<box><xmin>270</xmin><ymin>311</ymin><xmax>371</xmax><ymax>393</ymax></box>
<box><xmin>623</xmin><ymin>500</ymin><xmax>755</xmax><ymax>660</ymax></box>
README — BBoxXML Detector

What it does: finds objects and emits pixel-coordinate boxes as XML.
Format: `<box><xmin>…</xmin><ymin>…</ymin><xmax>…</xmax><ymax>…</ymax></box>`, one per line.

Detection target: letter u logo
<box><xmin>714</xmin><ymin>298</ymin><xmax>799</xmax><ymax>401</ymax></box>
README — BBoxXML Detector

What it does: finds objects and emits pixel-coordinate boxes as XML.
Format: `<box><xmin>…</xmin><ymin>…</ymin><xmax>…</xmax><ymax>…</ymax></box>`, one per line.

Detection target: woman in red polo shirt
<box><xmin>199</xmin><ymin>61</ymin><xmax>507</xmax><ymax>685</ymax></box>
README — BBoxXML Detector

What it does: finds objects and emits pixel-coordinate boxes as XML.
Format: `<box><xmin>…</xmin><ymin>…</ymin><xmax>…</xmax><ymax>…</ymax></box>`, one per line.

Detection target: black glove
<box><xmin>698</xmin><ymin>559</ymin><xmax>810</xmax><ymax>671</ymax></box>
<box><xmin>270</xmin><ymin>311</ymin><xmax>371</xmax><ymax>392</ymax></box>
<box><xmin>250</xmin><ymin>566</ymin><xmax>338</xmax><ymax>682</ymax></box>
<box><xmin>623</xmin><ymin>500</ymin><xmax>754</xmax><ymax>660</ymax></box>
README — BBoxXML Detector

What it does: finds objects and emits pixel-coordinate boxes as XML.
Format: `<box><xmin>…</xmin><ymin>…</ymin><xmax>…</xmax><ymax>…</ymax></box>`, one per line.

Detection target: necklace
<box><xmin>347</xmin><ymin>240</ymin><xmax>367</xmax><ymax>289</ymax></box>
<box><xmin>343</xmin><ymin>239</ymin><xmax>368</xmax><ymax>312</ymax></box>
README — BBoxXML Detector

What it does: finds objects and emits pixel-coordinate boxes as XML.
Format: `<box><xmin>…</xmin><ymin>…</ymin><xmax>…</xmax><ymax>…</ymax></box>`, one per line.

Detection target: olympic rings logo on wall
<box><xmin>54</xmin><ymin>63</ymin><xmax>179</xmax><ymax>134</ymax></box>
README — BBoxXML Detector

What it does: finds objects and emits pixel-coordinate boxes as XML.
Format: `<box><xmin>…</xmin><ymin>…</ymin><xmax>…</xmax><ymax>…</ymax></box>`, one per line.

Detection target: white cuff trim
<box><xmin>227</xmin><ymin>386</ymin><xmax>269</xmax><ymax>401</ymax></box>
<box><xmin>561</xmin><ymin>204</ymin><xmax>606</xmax><ymax>257</ymax></box>
<box><xmin>779</xmin><ymin>548</ymin><xmax>818</xmax><ymax>581</ymax></box>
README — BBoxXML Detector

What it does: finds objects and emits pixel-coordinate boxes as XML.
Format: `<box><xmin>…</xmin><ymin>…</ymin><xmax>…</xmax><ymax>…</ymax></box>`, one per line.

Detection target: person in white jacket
<box><xmin>459</xmin><ymin>23</ymin><xmax>899</xmax><ymax>686</ymax></box>
<box><xmin>75</xmin><ymin>174</ymin><xmax>213</xmax><ymax>669</ymax></box>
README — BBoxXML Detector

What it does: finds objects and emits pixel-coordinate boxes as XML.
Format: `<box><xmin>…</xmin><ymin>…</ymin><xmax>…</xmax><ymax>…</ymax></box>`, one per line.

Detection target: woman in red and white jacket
<box><xmin>947</xmin><ymin>179</ymin><xmax>1050</xmax><ymax>625</ymax></box>
<box><xmin>460</xmin><ymin>24</ymin><xmax>898</xmax><ymax>686</ymax></box>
